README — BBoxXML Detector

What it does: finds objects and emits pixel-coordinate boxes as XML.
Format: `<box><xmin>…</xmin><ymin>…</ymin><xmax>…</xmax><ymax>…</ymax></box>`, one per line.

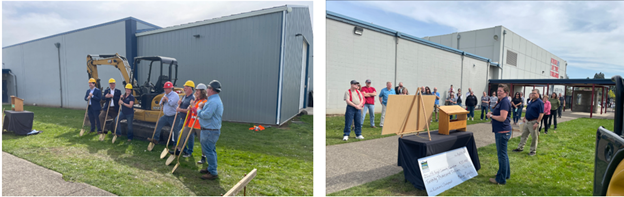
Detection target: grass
<box><xmin>329</xmin><ymin>118</ymin><xmax>614</xmax><ymax>196</ymax></box>
<box><xmin>2</xmin><ymin>104</ymin><xmax>313</xmax><ymax>196</ymax></box>
<box><xmin>327</xmin><ymin>109</ymin><xmax>494</xmax><ymax>146</ymax></box>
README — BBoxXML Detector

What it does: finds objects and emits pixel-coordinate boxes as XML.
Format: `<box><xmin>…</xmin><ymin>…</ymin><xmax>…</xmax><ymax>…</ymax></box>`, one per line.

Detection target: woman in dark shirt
<box><xmin>114</xmin><ymin>84</ymin><xmax>135</xmax><ymax>142</ymax></box>
<box><xmin>487</xmin><ymin>84</ymin><xmax>511</xmax><ymax>185</ymax></box>
<box><xmin>512</xmin><ymin>92</ymin><xmax>523</xmax><ymax>125</ymax></box>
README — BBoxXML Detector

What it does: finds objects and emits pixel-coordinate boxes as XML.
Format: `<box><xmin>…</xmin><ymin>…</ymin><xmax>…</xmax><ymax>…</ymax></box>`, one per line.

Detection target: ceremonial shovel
<box><xmin>99</xmin><ymin>103</ymin><xmax>111</xmax><ymax>141</ymax></box>
<box><xmin>161</xmin><ymin>107</ymin><xmax>188</xmax><ymax>159</ymax></box>
<box><xmin>171</xmin><ymin>119</ymin><xmax>198</xmax><ymax>173</ymax></box>
<box><xmin>147</xmin><ymin>107</ymin><xmax>163</xmax><ymax>151</ymax></box>
<box><xmin>112</xmin><ymin>96</ymin><xmax>124</xmax><ymax>143</ymax></box>
<box><xmin>79</xmin><ymin>98</ymin><xmax>90</xmax><ymax>136</ymax></box>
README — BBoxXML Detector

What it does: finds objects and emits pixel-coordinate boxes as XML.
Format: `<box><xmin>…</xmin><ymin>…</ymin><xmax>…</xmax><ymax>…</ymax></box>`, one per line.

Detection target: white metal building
<box><xmin>326</xmin><ymin>11</ymin><xmax>567</xmax><ymax>114</ymax></box>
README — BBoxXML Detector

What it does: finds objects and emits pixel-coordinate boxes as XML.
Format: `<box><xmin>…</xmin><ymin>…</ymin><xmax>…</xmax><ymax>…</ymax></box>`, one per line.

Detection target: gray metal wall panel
<box><xmin>2</xmin><ymin>21</ymin><xmax>127</xmax><ymax>109</ymax></box>
<box><xmin>280</xmin><ymin>7</ymin><xmax>313</xmax><ymax>124</ymax></box>
<box><xmin>137</xmin><ymin>12</ymin><xmax>283</xmax><ymax>125</ymax></box>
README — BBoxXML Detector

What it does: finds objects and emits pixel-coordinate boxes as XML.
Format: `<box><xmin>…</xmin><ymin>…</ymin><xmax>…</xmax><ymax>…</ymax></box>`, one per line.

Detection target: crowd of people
<box><xmin>84</xmin><ymin>78</ymin><xmax>224</xmax><ymax>180</ymax></box>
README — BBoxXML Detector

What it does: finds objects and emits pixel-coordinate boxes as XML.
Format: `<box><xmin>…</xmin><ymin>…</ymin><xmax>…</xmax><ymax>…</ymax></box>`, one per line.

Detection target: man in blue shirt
<box><xmin>378</xmin><ymin>82</ymin><xmax>396</xmax><ymax>127</ymax></box>
<box><xmin>433</xmin><ymin>87</ymin><xmax>441</xmax><ymax>122</ymax></box>
<box><xmin>197</xmin><ymin>80</ymin><xmax>224</xmax><ymax>180</ymax></box>
<box><xmin>513</xmin><ymin>89</ymin><xmax>544</xmax><ymax>156</ymax></box>
<box><xmin>148</xmin><ymin>81</ymin><xmax>179</xmax><ymax>144</ymax></box>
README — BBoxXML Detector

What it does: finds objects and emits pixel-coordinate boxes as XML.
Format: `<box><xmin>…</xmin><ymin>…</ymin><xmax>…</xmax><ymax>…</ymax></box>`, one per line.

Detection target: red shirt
<box><xmin>361</xmin><ymin>86</ymin><xmax>376</xmax><ymax>105</ymax></box>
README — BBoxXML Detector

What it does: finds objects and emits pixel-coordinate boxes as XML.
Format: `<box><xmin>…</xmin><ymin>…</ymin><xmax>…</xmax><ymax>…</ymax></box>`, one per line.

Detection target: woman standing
<box><xmin>540</xmin><ymin>94</ymin><xmax>552</xmax><ymax>134</ymax></box>
<box><xmin>487</xmin><ymin>84</ymin><xmax>512</xmax><ymax>185</ymax></box>
<box><xmin>114</xmin><ymin>84</ymin><xmax>135</xmax><ymax>141</ymax></box>
<box><xmin>549</xmin><ymin>93</ymin><xmax>560</xmax><ymax>130</ymax></box>
<box><xmin>447</xmin><ymin>94</ymin><xmax>457</xmax><ymax>119</ymax></box>
<box><xmin>512</xmin><ymin>92</ymin><xmax>523</xmax><ymax>125</ymax></box>
<box><xmin>170</xmin><ymin>83</ymin><xmax>208</xmax><ymax>155</ymax></box>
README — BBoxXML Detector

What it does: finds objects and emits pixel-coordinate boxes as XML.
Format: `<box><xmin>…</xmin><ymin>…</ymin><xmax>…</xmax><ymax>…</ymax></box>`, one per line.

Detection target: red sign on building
<box><xmin>550</xmin><ymin>58</ymin><xmax>559</xmax><ymax>78</ymax></box>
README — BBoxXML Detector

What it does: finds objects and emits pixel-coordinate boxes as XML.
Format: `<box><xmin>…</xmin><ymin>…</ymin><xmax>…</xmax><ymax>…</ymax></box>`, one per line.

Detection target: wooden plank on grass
<box><xmin>224</xmin><ymin>169</ymin><xmax>257</xmax><ymax>196</ymax></box>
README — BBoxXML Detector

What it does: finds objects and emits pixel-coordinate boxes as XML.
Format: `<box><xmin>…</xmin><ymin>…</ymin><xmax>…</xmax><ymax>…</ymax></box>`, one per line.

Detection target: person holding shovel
<box><xmin>170</xmin><ymin>83</ymin><xmax>207</xmax><ymax>156</ymax></box>
<box><xmin>99</xmin><ymin>78</ymin><xmax>121</xmax><ymax>134</ymax></box>
<box><xmin>148</xmin><ymin>81</ymin><xmax>179</xmax><ymax>145</ymax></box>
<box><xmin>174</xmin><ymin>80</ymin><xmax>196</xmax><ymax>159</ymax></box>
<box><xmin>114</xmin><ymin>84</ymin><xmax>135</xmax><ymax>141</ymax></box>
<box><xmin>84</xmin><ymin>78</ymin><xmax>102</xmax><ymax>134</ymax></box>
<box><xmin>197</xmin><ymin>80</ymin><xmax>224</xmax><ymax>180</ymax></box>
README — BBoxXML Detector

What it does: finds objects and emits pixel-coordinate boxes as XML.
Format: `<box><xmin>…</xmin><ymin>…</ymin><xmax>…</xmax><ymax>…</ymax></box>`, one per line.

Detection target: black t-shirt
<box><xmin>512</xmin><ymin>98</ymin><xmax>523</xmax><ymax>108</ymax></box>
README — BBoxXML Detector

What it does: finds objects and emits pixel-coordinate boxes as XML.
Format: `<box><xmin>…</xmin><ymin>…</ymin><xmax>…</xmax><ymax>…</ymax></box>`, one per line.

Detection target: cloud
<box><xmin>3</xmin><ymin>1</ymin><xmax>313</xmax><ymax>47</ymax></box>
<box><xmin>354</xmin><ymin>1</ymin><xmax>624</xmax><ymax>78</ymax></box>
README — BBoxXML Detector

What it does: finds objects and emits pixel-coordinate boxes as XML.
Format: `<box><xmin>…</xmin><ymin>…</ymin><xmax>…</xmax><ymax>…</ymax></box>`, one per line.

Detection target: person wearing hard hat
<box><xmin>84</xmin><ymin>78</ymin><xmax>102</xmax><ymax>133</ymax></box>
<box><xmin>197</xmin><ymin>80</ymin><xmax>224</xmax><ymax>180</ymax></box>
<box><xmin>99</xmin><ymin>78</ymin><xmax>122</xmax><ymax>134</ymax></box>
<box><xmin>170</xmin><ymin>83</ymin><xmax>207</xmax><ymax>157</ymax></box>
<box><xmin>114</xmin><ymin>84</ymin><xmax>135</xmax><ymax>141</ymax></box>
<box><xmin>148</xmin><ymin>81</ymin><xmax>179</xmax><ymax>144</ymax></box>
<box><xmin>173</xmin><ymin>80</ymin><xmax>196</xmax><ymax>158</ymax></box>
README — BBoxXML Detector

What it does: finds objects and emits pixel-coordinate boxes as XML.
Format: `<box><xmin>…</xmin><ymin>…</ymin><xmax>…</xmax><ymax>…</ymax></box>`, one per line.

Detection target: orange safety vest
<box><xmin>187</xmin><ymin>99</ymin><xmax>207</xmax><ymax>129</ymax></box>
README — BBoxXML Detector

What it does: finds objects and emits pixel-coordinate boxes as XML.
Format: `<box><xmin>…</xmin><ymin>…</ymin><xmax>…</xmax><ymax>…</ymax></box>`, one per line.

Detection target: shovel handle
<box><xmin>177</xmin><ymin>119</ymin><xmax>198</xmax><ymax>162</ymax></box>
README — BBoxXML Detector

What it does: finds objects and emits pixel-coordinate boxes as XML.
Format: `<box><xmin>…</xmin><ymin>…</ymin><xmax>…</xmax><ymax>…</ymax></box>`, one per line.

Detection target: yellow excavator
<box><xmin>86</xmin><ymin>54</ymin><xmax>184</xmax><ymax>134</ymax></box>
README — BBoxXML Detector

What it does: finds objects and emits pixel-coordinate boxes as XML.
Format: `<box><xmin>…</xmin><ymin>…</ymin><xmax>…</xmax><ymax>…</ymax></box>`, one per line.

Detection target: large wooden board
<box><xmin>381</xmin><ymin>94</ymin><xmax>437</xmax><ymax>135</ymax></box>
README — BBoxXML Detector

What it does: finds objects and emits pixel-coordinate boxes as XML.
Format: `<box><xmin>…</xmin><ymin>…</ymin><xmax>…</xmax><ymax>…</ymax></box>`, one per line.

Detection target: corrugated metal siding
<box><xmin>2</xmin><ymin>21</ymin><xmax>127</xmax><ymax>109</ymax></box>
<box><xmin>279</xmin><ymin>7</ymin><xmax>313</xmax><ymax>124</ymax></box>
<box><xmin>137</xmin><ymin>12</ymin><xmax>283</xmax><ymax>125</ymax></box>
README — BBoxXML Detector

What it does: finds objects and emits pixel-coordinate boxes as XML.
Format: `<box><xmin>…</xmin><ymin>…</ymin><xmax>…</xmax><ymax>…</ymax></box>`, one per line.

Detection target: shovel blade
<box><xmin>99</xmin><ymin>134</ymin><xmax>104</xmax><ymax>141</ymax></box>
<box><xmin>165</xmin><ymin>154</ymin><xmax>176</xmax><ymax>165</ymax></box>
<box><xmin>147</xmin><ymin>142</ymin><xmax>154</xmax><ymax>151</ymax></box>
<box><xmin>112</xmin><ymin>135</ymin><xmax>117</xmax><ymax>143</ymax></box>
<box><xmin>160</xmin><ymin>148</ymin><xmax>169</xmax><ymax>159</ymax></box>
<box><xmin>171</xmin><ymin>163</ymin><xmax>179</xmax><ymax>174</ymax></box>
<box><xmin>80</xmin><ymin>129</ymin><xmax>85</xmax><ymax>136</ymax></box>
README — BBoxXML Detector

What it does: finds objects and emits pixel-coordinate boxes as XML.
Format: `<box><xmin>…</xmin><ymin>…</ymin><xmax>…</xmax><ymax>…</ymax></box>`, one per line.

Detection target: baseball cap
<box><xmin>365</xmin><ymin>79</ymin><xmax>371</xmax><ymax>83</ymax></box>
<box><xmin>350</xmin><ymin>80</ymin><xmax>359</xmax><ymax>85</ymax></box>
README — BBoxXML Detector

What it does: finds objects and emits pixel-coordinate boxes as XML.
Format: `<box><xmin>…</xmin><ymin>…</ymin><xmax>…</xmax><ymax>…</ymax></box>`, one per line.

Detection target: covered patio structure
<box><xmin>488</xmin><ymin>78</ymin><xmax>615</xmax><ymax>118</ymax></box>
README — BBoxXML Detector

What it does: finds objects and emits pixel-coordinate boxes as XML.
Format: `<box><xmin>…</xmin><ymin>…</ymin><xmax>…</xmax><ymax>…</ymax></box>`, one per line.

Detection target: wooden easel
<box><xmin>397</xmin><ymin>87</ymin><xmax>432</xmax><ymax>141</ymax></box>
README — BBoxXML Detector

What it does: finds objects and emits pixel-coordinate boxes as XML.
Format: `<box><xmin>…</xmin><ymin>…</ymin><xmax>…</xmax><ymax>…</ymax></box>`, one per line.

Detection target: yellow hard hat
<box><xmin>125</xmin><ymin>84</ymin><xmax>133</xmax><ymax>89</ymax></box>
<box><xmin>108</xmin><ymin>78</ymin><xmax>116</xmax><ymax>83</ymax></box>
<box><xmin>184</xmin><ymin>80</ymin><xmax>195</xmax><ymax>88</ymax></box>
<box><xmin>88</xmin><ymin>78</ymin><xmax>96</xmax><ymax>83</ymax></box>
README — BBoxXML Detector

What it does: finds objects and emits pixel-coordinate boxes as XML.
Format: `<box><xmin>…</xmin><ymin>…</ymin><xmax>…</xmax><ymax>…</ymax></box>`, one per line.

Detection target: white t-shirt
<box><xmin>344</xmin><ymin>89</ymin><xmax>364</xmax><ymax>106</ymax></box>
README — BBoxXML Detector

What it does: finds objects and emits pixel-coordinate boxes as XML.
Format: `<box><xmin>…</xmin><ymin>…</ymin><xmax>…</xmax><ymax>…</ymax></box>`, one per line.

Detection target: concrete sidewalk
<box><xmin>326</xmin><ymin>110</ymin><xmax>610</xmax><ymax>194</ymax></box>
<box><xmin>2</xmin><ymin>152</ymin><xmax>115</xmax><ymax>196</ymax></box>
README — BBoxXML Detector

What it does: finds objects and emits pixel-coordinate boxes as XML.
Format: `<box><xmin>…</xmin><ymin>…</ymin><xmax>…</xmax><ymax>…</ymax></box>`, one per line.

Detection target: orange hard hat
<box><xmin>163</xmin><ymin>81</ymin><xmax>173</xmax><ymax>89</ymax></box>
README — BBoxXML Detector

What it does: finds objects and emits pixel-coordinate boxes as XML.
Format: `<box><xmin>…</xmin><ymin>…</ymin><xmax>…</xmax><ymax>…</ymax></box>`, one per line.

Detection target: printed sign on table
<box><xmin>417</xmin><ymin>147</ymin><xmax>478</xmax><ymax>196</ymax></box>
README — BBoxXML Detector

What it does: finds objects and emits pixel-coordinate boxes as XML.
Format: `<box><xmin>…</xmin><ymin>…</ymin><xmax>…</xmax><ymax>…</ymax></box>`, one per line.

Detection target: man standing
<box><xmin>558</xmin><ymin>93</ymin><xmax>565</xmax><ymax>118</ymax></box>
<box><xmin>85</xmin><ymin>78</ymin><xmax>102</xmax><ymax>133</ymax></box>
<box><xmin>465</xmin><ymin>91</ymin><xmax>477</xmax><ymax>121</ymax></box>
<box><xmin>490</xmin><ymin>91</ymin><xmax>498</xmax><ymax>113</ymax></box>
<box><xmin>360</xmin><ymin>79</ymin><xmax>377</xmax><ymax>128</ymax></box>
<box><xmin>175</xmin><ymin>80</ymin><xmax>196</xmax><ymax>158</ymax></box>
<box><xmin>456</xmin><ymin>88</ymin><xmax>463</xmax><ymax>107</ymax></box>
<box><xmin>481</xmin><ymin>91</ymin><xmax>490</xmax><ymax>120</ymax></box>
<box><xmin>513</xmin><ymin>89</ymin><xmax>544</xmax><ymax>156</ymax></box>
<box><xmin>148</xmin><ymin>81</ymin><xmax>179</xmax><ymax>144</ymax></box>
<box><xmin>379</xmin><ymin>82</ymin><xmax>396</xmax><ymax>127</ymax></box>
<box><xmin>548</xmin><ymin>93</ymin><xmax>560</xmax><ymax>130</ymax></box>
<box><xmin>197</xmin><ymin>80</ymin><xmax>224</xmax><ymax>180</ymax></box>
<box><xmin>395</xmin><ymin>82</ymin><xmax>408</xmax><ymax>95</ymax></box>
<box><xmin>99</xmin><ymin>78</ymin><xmax>121</xmax><ymax>134</ymax></box>
<box><xmin>344</xmin><ymin>80</ymin><xmax>365</xmax><ymax>141</ymax></box>
<box><xmin>433</xmin><ymin>87</ymin><xmax>440</xmax><ymax>122</ymax></box>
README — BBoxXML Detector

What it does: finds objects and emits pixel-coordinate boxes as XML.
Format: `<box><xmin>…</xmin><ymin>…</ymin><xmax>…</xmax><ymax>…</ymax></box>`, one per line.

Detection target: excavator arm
<box><xmin>86</xmin><ymin>53</ymin><xmax>136</xmax><ymax>95</ymax></box>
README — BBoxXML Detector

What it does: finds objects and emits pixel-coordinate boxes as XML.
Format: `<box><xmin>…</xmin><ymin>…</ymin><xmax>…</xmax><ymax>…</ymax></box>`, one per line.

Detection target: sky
<box><xmin>327</xmin><ymin>1</ymin><xmax>624</xmax><ymax>79</ymax></box>
<box><xmin>2</xmin><ymin>1</ymin><xmax>313</xmax><ymax>46</ymax></box>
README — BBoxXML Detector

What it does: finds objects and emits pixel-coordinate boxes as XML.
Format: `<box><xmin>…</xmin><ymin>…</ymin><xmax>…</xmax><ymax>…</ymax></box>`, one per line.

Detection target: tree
<box><xmin>594</xmin><ymin>72</ymin><xmax>605</xmax><ymax>79</ymax></box>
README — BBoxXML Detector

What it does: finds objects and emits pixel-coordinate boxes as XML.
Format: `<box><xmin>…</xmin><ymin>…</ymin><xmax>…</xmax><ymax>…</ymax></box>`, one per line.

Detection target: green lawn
<box><xmin>329</xmin><ymin>118</ymin><xmax>613</xmax><ymax>196</ymax></box>
<box><xmin>327</xmin><ymin>109</ymin><xmax>494</xmax><ymax>145</ymax></box>
<box><xmin>2</xmin><ymin>104</ymin><xmax>312</xmax><ymax>196</ymax></box>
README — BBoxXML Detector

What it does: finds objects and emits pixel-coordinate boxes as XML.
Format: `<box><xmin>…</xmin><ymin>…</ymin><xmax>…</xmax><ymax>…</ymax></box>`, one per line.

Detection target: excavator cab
<box><xmin>131</xmin><ymin>56</ymin><xmax>179</xmax><ymax>111</ymax></box>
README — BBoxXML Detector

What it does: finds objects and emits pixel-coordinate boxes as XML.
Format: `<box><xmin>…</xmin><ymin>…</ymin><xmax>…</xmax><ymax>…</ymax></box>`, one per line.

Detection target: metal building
<box><xmin>2</xmin><ymin>5</ymin><xmax>313</xmax><ymax>125</ymax></box>
<box><xmin>2</xmin><ymin>17</ymin><xmax>160</xmax><ymax>108</ymax></box>
<box><xmin>136</xmin><ymin>5</ymin><xmax>313</xmax><ymax>125</ymax></box>
<box><xmin>326</xmin><ymin>11</ymin><xmax>566</xmax><ymax>114</ymax></box>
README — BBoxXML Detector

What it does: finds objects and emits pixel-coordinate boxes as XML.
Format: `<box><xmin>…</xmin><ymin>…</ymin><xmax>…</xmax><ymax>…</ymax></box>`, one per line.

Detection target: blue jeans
<box><xmin>361</xmin><ymin>104</ymin><xmax>375</xmax><ymax>127</ymax></box>
<box><xmin>173</xmin><ymin>113</ymin><xmax>194</xmax><ymax>154</ymax></box>
<box><xmin>114</xmin><ymin>111</ymin><xmax>134</xmax><ymax>139</ymax></box>
<box><xmin>495</xmin><ymin>132</ymin><xmax>511</xmax><ymax>184</ymax></box>
<box><xmin>344</xmin><ymin>105</ymin><xmax>362</xmax><ymax>137</ymax></box>
<box><xmin>467</xmin><ymin>106</ymin><xmax>475</xmax><ymax>118</ymax></box>
<box><xmin>201</xmin><ymin>129</ymin><xmax>221</xmax><ymax>175</ymax></box>
<box><xmin>154</xmin><ymin>115</ymin><xmax>176</xmax><ymax>141</ymax></box>
<box><xmin>481</xmin><ymin>105</ymin><xmax>489</xmax><ymax>119</ymax></box>
<box><xmin>88</xmin><ymin>107</ymin><xmax>101</xmax><ymax>132</ymax></box>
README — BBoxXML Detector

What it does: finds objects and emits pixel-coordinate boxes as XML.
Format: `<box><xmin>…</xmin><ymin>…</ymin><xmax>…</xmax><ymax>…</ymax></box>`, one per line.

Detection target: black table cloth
<box><xmin>3</xmin><ymin>110</ymin><xmax>34</xmax><ymax>135</ymax></box>
<box><xmin>397</xmin><ymin>130</ymin><xmax>480</xmax><ymax>190</ymax></box>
